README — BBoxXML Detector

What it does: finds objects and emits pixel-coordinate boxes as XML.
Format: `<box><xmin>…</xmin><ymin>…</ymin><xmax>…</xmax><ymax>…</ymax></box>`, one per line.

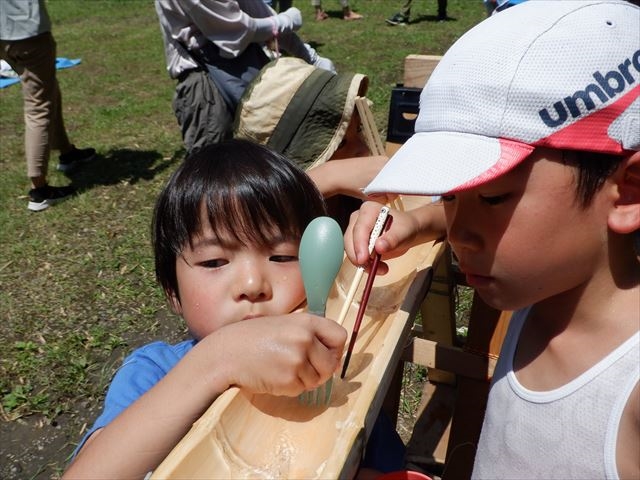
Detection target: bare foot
<box><xmin>315</xmin><ymin>10</ymin><xmax>329</xmax><ymax>21</ymax></box>
<box><xmin>343</xmin><ymin>10</ymin><xmax>363</xmax><ymax>20</ymax></box>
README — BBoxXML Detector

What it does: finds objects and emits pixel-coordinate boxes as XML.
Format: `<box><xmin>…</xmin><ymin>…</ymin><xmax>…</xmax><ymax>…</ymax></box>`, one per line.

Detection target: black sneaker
<box><xmin>386</xmin><ymin>13</ymin><xmax>408</xmax><ymax>25</ymax></box>
<box><xmin>57</xmin><ymin>145</ymin><xmax>96</xmax><ymax>173</ymax></box>
<box><xmin>28</xmin><ymin>184</ymin><xmax>76</xmax><ymax>212</ymax></box>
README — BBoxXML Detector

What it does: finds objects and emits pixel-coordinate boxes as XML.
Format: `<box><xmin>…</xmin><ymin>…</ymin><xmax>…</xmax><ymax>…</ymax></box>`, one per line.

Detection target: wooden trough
<box><xmin>151</xmin><ymin>226</ymin><xmax>445</xmax><ymax>479</ymax></box>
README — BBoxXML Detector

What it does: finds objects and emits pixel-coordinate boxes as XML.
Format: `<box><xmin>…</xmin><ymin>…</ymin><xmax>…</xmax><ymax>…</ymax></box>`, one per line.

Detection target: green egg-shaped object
<box><xmin>299</xmin><ymin>217</ymin><xmax>344</xmax><ymax>315</ymax></box>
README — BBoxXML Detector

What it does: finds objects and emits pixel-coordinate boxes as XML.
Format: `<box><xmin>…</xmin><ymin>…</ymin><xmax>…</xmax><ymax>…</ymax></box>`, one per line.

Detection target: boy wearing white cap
<box><xmin>345</xmin><ymin>1</ymin><xmax>639</xmax><ymax>478</ymax></box>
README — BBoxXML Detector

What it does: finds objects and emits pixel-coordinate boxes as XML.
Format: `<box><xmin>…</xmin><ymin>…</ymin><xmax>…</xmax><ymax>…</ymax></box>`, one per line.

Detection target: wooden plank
<box><xmin>151</xmin><ymin>240</ymin><xmax>446</xmax><ymax>480</ymax></box>
<box><xmin>403</xmin><ymin>54</ymin><xmax>443</xmax><ymax>89</ymax></box>
<box><xmin>355</xmin><ymin>97</ymin><xmax>386</xmax><ymax>156</ymax></box>
<box><xmin>405</xmin><ymin>381</ymin><xmax>455</xmax><ymax>469</ymax></box>
<box><xmin>442</xmin><ymin>295</ymin><xmax>512</xmax><ymax>480</ymax></box>
<box><xmin>385</xmin><ymin>141</ymin><xmax>402</xmax><ymax>157</ymax></box>
<box><xmin>403</xmin><ymin>337</ymin><xmax>497</xmax><ymax>381</ymax></box>
<box><xmin>418</xmin><ymin>244</ymin><xmax>456</xmax><ymax>384</ymax></box>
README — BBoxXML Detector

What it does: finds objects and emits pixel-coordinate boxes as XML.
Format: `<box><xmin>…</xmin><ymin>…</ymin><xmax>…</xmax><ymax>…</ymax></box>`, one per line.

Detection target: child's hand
<box><xmin>211</xmin><ymin>313</ymin><xmax>347</xmax><ymax>397</ymax></box>
<box><xmin>344</xmin><ymin>200</ymin><xmax>447</xmax><ymax>271</ymax></box>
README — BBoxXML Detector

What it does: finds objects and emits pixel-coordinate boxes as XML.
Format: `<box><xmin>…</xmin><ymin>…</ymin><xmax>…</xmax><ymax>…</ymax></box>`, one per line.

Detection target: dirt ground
<box><xmin>1</xmin><ymin>310</ymin><xmax>187</xmax><ymax>480</ymax></box>
<box><xmin>1</xmin><ymin>407</ymin><xmax>96</xmax><ymax>479</ymax></box>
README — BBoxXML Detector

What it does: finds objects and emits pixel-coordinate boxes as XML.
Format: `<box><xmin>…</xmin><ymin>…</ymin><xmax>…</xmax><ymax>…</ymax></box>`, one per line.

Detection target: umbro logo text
<box><xmin>539</xmin><ymin>50</ymin><xmax>640</xmax><ymax>128</ymax></box>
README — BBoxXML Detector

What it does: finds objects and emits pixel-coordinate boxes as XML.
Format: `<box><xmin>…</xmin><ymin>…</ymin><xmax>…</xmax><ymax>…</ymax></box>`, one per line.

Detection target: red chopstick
<box><xmin>340</xmin><ymin>215</ymin><xmax>392</xmax><ymax>379</ymax></box>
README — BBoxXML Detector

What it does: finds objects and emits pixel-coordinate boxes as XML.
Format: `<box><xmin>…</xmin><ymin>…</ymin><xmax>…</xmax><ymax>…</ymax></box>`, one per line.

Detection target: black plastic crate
<box><xmin>386</xmin><ymin>85</ymin><xmax>422</xmax><ymax>144</ymax></box>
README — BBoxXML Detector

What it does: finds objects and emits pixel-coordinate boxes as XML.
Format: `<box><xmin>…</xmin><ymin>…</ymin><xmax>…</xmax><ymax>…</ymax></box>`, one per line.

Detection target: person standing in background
<box><xmin>0</xmin><ymin>0</ymin><xmax>96</xmax><ymax>212</ymax></box>
<box><xmin>154</xmin><ymin>0</ymin><xmax>335</xmax><ymax>154</ymax></box>
<box><xmin>311</xmin><ymin>0</ymin><xmax>363</xmax><ymax>21</ymax></box>
<box><xmin>264</xmin><ymin>0</ymin><xmax>293</xmax><ymax>12</ymax></box>
<box><xmin>484</xmin><ymin>0</ymin><xmax>529</xmax><ymax>16</ymax></box>
<box><xmin>386</xmin><ymin>0</ymin><xmax>448</xmax><ymax>26</ymax></box>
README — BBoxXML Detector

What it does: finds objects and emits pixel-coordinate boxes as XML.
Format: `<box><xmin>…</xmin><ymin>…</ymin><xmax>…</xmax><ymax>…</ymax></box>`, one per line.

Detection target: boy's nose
<box><xmin>446</xmin><ymin>206</ymin><xmax>482</xmax><ymax>255</ymax></box>
<box><xmin>233</xmin><ymin>263</ymin><xmax>272</xmax><ymax>302</ymax></box>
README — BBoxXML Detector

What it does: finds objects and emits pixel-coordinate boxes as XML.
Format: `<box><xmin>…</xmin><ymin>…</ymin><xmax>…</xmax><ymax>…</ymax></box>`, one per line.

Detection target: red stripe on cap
<box><xmin>451</xmin><ymin>139</ymin><xmax>534</xmax><ymax>193</ymax></box>
<box><xmin>536</xmin><ymin>84</ymin><xmax>639</xmax><ymax>154</ymax></box>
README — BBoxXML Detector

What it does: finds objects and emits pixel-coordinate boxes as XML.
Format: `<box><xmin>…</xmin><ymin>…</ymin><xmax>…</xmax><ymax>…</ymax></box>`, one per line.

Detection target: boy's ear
<box><xmin>608</xmin><ymin>151</ymin><xmax>640</xmax><ymax>234</ymax></box>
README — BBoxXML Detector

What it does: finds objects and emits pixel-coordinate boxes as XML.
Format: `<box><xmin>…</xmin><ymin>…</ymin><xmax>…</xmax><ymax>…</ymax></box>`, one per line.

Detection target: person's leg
<box><xmin>45</xmin><ymin>37</ymin><xmax>74</xmax><ymax>157</ymax></box>
<box><xmin>399</xmin><ymin>0</ymin><xmax>413</xmax><ymax>18</ymax></box>
<box><xmin>6</xmin><ymin>33</ymin><xmax>64</xmax><ymax>189</ymax></box>
<box><xmin>437</xmin><ymin>0</ymin><xmax>448</xmax><ymax>20</ymax></box>
<box><xmin>386</xmin><ymin>0</ymin><xmax>411</xmax><ymax>25</ymax></box>
<box><xmin>277</xmin><ymin>0</ymin><xmax>293</xmax><ymax>11</ymax></box>
<box><xmin>311</xmin><ymin>0</ymin><xmax>328</xmax><ymax>20</ymax></box>
<box><xmin>18</xmin><ymin>32</ymin><xmax>94</xmax><ymax>175</ymax></box>
<box><xmin>2</xmin><ymin>33</ymin><xmax>81</xmax><ymax>211</ymax></box>
<box><xmin>484</xmin><ymin>0</ymin><xmax>497</xmax><ymax>16</ymax></box>
<box><xmin>342</xmin><ymin>0</ymin><xmax>363</xmax><ymax>20</ymax></box>
<box><xmin>172</xmin><ymin>70</ymin><xmax>233</xmax><ymax>155</ymax></box>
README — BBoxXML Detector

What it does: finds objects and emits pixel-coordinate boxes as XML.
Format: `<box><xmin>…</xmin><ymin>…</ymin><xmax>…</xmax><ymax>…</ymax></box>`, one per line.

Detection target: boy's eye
<box><xmin>270</xmin><ymin>255</ymin><xmax>298</xmax><ymax>263</ymax></box>
<box><xmin>441</xmin><ymin>194</ymin><xmax>456</xmax><ymax>202</ymax></box>
<box><xmin>199</xmin><ymin>259</ymin><xmax>228</xmax><ymax>269</ymax></box>
<box><xmin>480</xmin><ymin>194</ymin><xmax>509</xmax><ymax>205</ymax></box>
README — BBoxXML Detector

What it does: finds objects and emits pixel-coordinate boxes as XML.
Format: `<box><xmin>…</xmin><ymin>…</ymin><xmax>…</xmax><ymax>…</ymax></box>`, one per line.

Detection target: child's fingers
<box><xmin>309</xmin><ymin>316</ymin><xmax>347</xmax><ymax>365</ymax></box>
<box><xmin>344</xmin><ymin>201</ymin><xmax>388</xmax><ymax>265</ymax></box>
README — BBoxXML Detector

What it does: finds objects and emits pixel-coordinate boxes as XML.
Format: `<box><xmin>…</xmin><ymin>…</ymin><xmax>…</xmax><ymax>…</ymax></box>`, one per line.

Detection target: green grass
<box><xmin>0</xmin><ymin>0</ymin><xmax>486</xmax><ymax>477</ymax></box>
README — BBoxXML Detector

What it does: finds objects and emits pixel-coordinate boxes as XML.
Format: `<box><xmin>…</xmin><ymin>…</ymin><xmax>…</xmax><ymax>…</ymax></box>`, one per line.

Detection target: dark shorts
<box><xmin>172</xmin><ymin>70</ymin><xmax>233</xmax><ymax>154</ymax></box>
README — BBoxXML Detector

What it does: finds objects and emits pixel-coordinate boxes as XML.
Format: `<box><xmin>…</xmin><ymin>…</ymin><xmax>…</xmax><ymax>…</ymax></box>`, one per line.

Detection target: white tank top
<box><xmin>472</xmin><ymin>308</ymin><xmax>639</xmax><ymax>479</ymax></box>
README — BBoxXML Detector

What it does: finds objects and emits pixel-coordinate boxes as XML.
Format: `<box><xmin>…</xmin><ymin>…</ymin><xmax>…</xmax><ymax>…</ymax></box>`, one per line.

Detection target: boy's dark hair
<box><xmin>563</xmin><ymin>151</ymin><xmax>625</xmax><ymax>207</ymax></box>
<box><xmin>152</xmin><ymin>139</ymin><xmax>327</xmax><ymax>302</ymax></box>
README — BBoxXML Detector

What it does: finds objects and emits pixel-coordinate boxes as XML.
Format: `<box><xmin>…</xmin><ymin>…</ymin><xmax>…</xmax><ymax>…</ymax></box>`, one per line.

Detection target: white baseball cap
<box><xmin>365</xmin><ymin>0</ymin><xmax>640</xmax><ymax>196</ymax></box>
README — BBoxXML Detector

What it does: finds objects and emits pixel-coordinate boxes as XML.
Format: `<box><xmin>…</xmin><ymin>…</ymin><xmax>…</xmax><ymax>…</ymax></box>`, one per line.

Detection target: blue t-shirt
<box><xmin>73</xmin><ymin>339</ymin><xmax>197</xmax><ymax>455</ymax></box>
<box><xmin>74</xmin><ymin>339</ymin><xmax>404</xmax><ymax>472</ymax></box>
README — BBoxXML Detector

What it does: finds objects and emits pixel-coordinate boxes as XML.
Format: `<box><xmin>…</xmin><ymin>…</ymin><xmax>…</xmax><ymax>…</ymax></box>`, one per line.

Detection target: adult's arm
<box><xmin>181</xmin><ymin>0</ymin><xmax>300</xmax><ymax>58</ymax></box>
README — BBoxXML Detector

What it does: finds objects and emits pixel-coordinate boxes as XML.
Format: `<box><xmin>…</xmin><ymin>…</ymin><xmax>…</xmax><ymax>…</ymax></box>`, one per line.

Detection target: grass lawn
<box><xmin>0</xmin><ymin>1</ymin><xmax>486</xmax><ymax>477</ymax></box>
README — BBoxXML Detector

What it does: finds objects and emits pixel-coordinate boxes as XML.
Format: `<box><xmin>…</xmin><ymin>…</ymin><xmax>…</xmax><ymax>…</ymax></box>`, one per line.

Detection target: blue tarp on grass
<box><xmin>0</xmin><ymin>57</ymin><xmax>82</xmax><ymax>89</ymax></box>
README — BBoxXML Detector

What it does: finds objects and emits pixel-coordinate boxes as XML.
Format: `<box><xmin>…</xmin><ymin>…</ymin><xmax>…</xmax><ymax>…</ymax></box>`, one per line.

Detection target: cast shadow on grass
<box><xmin>409</xmin><ymin>14</ymin><xmax>457</xmax><ymax>25</ymax></box>
<box><xmin>318</xmin><ymin>10</ymin><xmax>345</xmax><ymax>20</ymax></box>
<box><xmin>305</xmin><ymin>40</ymin><xmax>326</xmax><ymax>51</ymax></box>
<box><xmin>65</xmin><ymin>148</ymin><xmax>185</xmax><ymax>191</ymax></box>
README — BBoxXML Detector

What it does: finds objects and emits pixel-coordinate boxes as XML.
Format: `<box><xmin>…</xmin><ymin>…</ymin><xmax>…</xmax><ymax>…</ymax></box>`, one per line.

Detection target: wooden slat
<box><xmin>355</xmin><ymin>96</ymin><xmax>386</xmax><ymax>156</ymax></box>
<box><xmin>418</xmin><ymin>244</ymin><xmax>456</xmax><ymax>384</ymax></box>
<box><xmin>403</xmin><ymin>54</ymin><xmax>443</xmax><ymax>89</ymax></box>
<box><xmin>442</xmin><ymin>295</ymin><xmax>512</xmax><ymax>479</ymax></box>
<box><xmin>403</xmin><ymin>337</ymin><xmax>498</xmax><ymax>381</ymax></box>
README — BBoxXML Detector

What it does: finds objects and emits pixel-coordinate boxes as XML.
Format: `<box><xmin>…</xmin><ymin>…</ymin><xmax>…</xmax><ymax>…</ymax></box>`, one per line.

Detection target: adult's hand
<box><xmin>275</xmin><ymin>7</ymin><xmax>303</xmax><ymax>33</ymax></box>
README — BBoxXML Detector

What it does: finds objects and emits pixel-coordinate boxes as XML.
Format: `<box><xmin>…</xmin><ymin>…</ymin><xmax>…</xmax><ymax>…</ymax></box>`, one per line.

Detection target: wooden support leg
<box><xmin>420</xmin><ymin>246</ymin><xmax>456</xmax><ymax>385</ymax></box>
<box><xmin>441</xmin><ymin>294</ymin><xmax>511</xmax><ymax>480</ymax></box>
<box><xmin>404</xmin><ymin>245</ymin><xmax>456</xmax><ymax>473</ymax></box>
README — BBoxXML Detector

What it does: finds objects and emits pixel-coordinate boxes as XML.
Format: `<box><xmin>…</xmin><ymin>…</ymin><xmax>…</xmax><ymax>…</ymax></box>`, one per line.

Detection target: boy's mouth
<box><xmin>464</xmin><ymin>272</ymin><xmax>493</xmax><ymax>288</ymax></box>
